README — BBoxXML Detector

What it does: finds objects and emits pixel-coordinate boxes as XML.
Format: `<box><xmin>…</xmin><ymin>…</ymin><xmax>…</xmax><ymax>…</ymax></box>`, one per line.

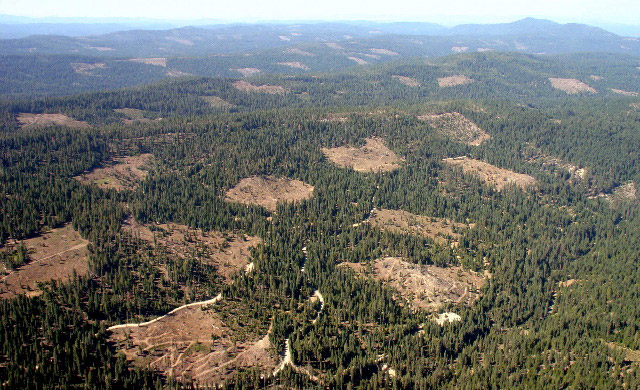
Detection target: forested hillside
<box><xmin>1</xmin><ymin>42</ymin><xmax>640</xmax><ymax>389</ymax></box>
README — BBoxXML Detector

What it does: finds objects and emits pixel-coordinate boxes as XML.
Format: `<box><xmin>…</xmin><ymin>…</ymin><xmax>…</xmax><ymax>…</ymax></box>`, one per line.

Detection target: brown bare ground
<box><xmin>632</xmin><ymin>103</ymin><xmax>640</xmax><ymax>109</ymax></box>
<box><xmin>322</xmin><ymin>137</ymin><xmax>402</xmax><ymax>172</ymax></box>
<box><xmin>232</xmin><ymin>80</ymin><xmax>285</xmax><ymax>95</ymax></box>
<box><xmin>437</xmin><ymin>75</ymin><xmax>474</xmax><ymax>88</ymax></box>
<box><xmin>114</xmin><ymin>108</ymin><xmax>162</xmax><ymax>125</ymax></box>
<box><xmin>418</xmin><ymin>112</ymin><xmax>490</xmax><ymax>146</ymax></box>
<box><xmin>225</xmin><ymin>176</ymin><xmax>314</xmax><ymax>212</ymax></box>
<box><xmin>589</xmin><ymin>75</ymin><xmax>603</xmax><ymax>80</ymax></box>
<box><xmin>233</xmin><ymin>68</ymin><xmax>261</xmax><ymax>77</ymax></box>
<box><xmin>202</xmin><ymin>96</ymin><xmax>234</xmax><ymax>109</ymax></box>
<box><xmin>611</xmin><ymin>182</ymin><xmax>637</xmax><ymax>202</ymax></box>
<box><xmin>165</xmin><ymin>36</ymin><xmax>194</xmax><ymax>46</ymax></box>
<box><xmin>0</xmin><ymin>224</ymin><xmax>89</xmax><ymax>299</ymax></box>
<box><xmin>558</xmin><ymin>279</ymin><xmax>579</xmax><ymax>288</ymax></box>
<box><xmin>443</xmin><ymin>156</ymin><xmax>537</xmax><ymax>191</ymax></box>
<box><xmin>122</xmin><ymin>218</ymin><xmax>261</xmax><ymax>282</ymax></box>
<box><xmin>605</xmin><ymin>341</ymin><xmax>640</xmax><ymax>362</ymax></box>
<box><xmin>166</xmin><ymin>69</ymin><xmax>192</xmax><ymax>77</ymax></box>
<box><xmin>611</xmin><ymin>88</ymin><xmax>639</xmax><ymax>97</ymax></box>
<box><xmin>369</xmin><ymin>208</ymin><xmax>473</xmax><ymax>245</ymax></box>
<box><xmin>109</xmin><ymin>304</ymin><xmax>276</xmax><ymax>383</ymax></box>
<box><xmin>276</xmin><ymin>62</ymin><xmax>310</xmax><ymax>70</ymax></box>
<box><xmin>128</xmin><ymin>58</ymin><xmax>167</xmax><ymax>67</ymax></box>
<box><xmin>524</xmin><ymin>146</ymin><xmax>586</xmax><ymax>181</ymax></box>
<box><xmin>370</xmin><ymin>48</ymin><xmax>399</xmax><ymax>56</ymax></box>
<box><xmin>283</xmin><ymin>48</ymin><xmax>315</xmax><ymax>57</ymax></box>
<box><xmin>17</xmin><ymin>113</ymin><xmax>91</xmax><ymax>129</ymax></box>
<box><xmin>391</xmin><ymin>75</ymin><xmax>420</xmax><ymax>87</ymax></box>
<box><xmin>74</xmin><ymin>154</ymin><xmax>153</xmax><ymax>191</ymax></box>
<box><xmin>340</xmin><ymin>257</ymin><xmax>484</xmax><ymax>311</ymax></box>
<box><xmin>325</xmin><ymin>42</ymin><xmax>344</xmax><ymax>50</ymax></box>
<box><xmin>548</xmin><ymin>78</ymin><xmax>597</xmax><ymax>94</ymax></box>
<box><xmin>451</xmin><ymin>46</ymin><xmax>469</xmax><ymax>53</ymax></box>
<box><xmin>347</xmin><ymin>57</ymin><xmax>369</xmax><ymax>65</ymax></box>
<box><xmin>71</xmin><ymin>62</ymin><xmax>106</xmax><ymax>74</ymax></box>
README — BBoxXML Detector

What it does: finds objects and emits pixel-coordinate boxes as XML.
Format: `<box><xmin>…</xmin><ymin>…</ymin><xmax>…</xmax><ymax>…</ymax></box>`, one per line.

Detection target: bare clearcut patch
<box><xmin>339</xmin><ymin>257</ymin><xmax>485</xmax><ymax>311</ymax></box>
<box><xmin>232</xmin><ymin>68</ymin><xmax>261</xmax><ymax>77</ymax></box>
<box><xmin>16</xmin><ymin>113</ymin><xmax>91</xmax><ymax>129</ymax></box>
<box><xmin>370</xmin><ymin>48</ymin><xmax>399</xmax><ymax>56</ymax></box>
<box><xmin>225</xmin><ymin>176</ymin><xmax>314</xmax><ymax>211</ymax></box>
<box><xmin>283</xmin><ymin>48</ymin><xmax>315</xmax><ymax>56</ymax></box>
<box><xmin>109</xmin><ymin>302</ymin><xmax>276</xmax><ymax>383</ymax></box>
<box><xmin>128</xmin><ymin>57</ymin><xmax>167</xmax><ymax>67</ymax></box>
<box><xmin>0</xmin><ymin>224</ymin><xmax>89</xmax><ymax>299</ymax></box>
<box><xmin>437</xmin><ymin>75</ymin><xmax>474</xmax><ymax>87</ymax></box>
<box><xmin>347</xmin><ymin>56</ymin><xmax>369</xmax><ymax>65</ymax></box>
<box><xmin>418</xmin><ymin>112</ymin><xmax>490</xmax><ymax>146</ymax></box>
<box><xmin>548</xmin><ymin>78</ymin><xmax>597</xmax><ymax>94</ymax></box>
<box><xmin>443</xmin><ymin>156</ymin><xmax>537</xmax><ymax>191</ymax></box>
<box><xmin>322</xmin><ymin>137</ymin><xmax>402</xmax><ymax>172</ymax></box>
<box><xmin>71</xmin><ymin>62</ymin><xmax>106</xmax><ymax>75</ymax></box>
<box><xmin>74</xmin><ymin>154</ymin><xmax>153</xmax><ymax>191</ymax></box>
<box><xmin>232</xmin><ymin>80</ymin><xmax>285</xmax><ymax>94</ymax></box>
<box><xmin>202</xmin><ymin>96</ymin><xmax>234</xmax><ymax>109</ymax></box>
<box><xmin>276</xmin><ymin>62</ymin><xmax>310</xmax><ymax>70</ymax></box>
<box><xmin>121</xmin><ymin>218</ymin><xmax>261</xmax><ymax>283</ymax></box>
<box><xmin>611</xmin><ymin>88</ymin><xmax>638</xmax><ymax>97</ymax></box>
<box><xmin>368</xmin><ymin>208</ymin><xmax>473</xmax><ymax>245</ymax></box>
<box><xmin>392</xmin><ymin>75</ymin><xmax>420</xmax><ymax>87</ymax></box>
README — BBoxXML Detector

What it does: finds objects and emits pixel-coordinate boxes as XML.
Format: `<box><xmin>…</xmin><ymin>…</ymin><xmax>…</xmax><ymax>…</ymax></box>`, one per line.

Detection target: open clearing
<box><xmin>232</xmin><ymin>80</ymin><xmax>285</xmax><ymax>95</ymax></box>
<box><xmin>611</xmin><ymin>88</ymin><xmax>639</xmax><ymax>97</ymax></box>
<box><xmin>232</xmin><ymin>68</ymin><xmax>261</xmax><ymax>77</ymax></box>
<box><xmin>347</xmin><ymin>57</ymin><xmax>369</xmax><ymax>65</ymax></box>
<box><xmin>369</xmin><ymin>208</ymin><xmax>473</xmax><ymax>245</ymax></box>
<box><xmin>370</xmin><ymin>48</ymin><xmax>399</xmax><ymax>56</ymax></box>
<box><xmin>418</xmin><ymin>112</ymin><xmax>490</xmax><ymax>146</ymax></box>
<box><xmin>202</xmin><ymin>96</ymin><xmax>234</xmax><ymax>109</ymax></box>
<box><xmin>340</xmin><ymin>257</ymin><xmax>484</xmax><ymax>311</ymax></box>
<box><xmin>17</xmin><ymin>113</ymin><xmax>91</xmax><ymax>129</ymax></box>
<box><xmin>165</xmin><ymin>36</ymin><xmax>194</xmax><ymax>46</ymax></box>
<box><xmin>322</xmin><ymin>137</ymin><xmax>402</xmax><ymax>172</ymax></box>
<box><xmin>437</xmin><ymin>75</ymin><xmax>474</xmax><ymax>88</ymax></box>
<box><xmin>128</xmin><ymin>58</ymin><xmax>167</xmax><ymax>67</ymax></box>
<box><xmin>71</xmin><ymin>62</ymin><xmax>106</xmax><ymax>75</ymax></box>
<box><xmin>283</xmin><ymin>48</ymin><xmax>315</xmax><ymax>56</ymax></box>
<box><xmin>524</xmin><ymin>146</ymin><xmax>586</xmax><ymax>181</ymax></box>
<box><xmin>122</xmin><ymin>218</ymin><xmax>261</xmax><ymax>282</ymax></box>
<box><xmin>74</xmin><ymin>154</ymin><xmax>153</xmax><ymax>191</ymax></box>
<box><xmin>276</xmin><ymin>62</ymin><xmax>310</xmax><ymax>70</ymax></box>
<box><xmin>443</xmin><ymin>156</ymin><xmax>537</xmax><ymax>191</ymax></box>
<box><xmin>109</xmin><ymin>301</ymin><xmax>275</xmax><ymax>383</ymax></box>
<box><xmin>451</xmin><ymin>46</ymin><xmax>469</xmax><ymax>53</ymax></box>
<box><xmin>0</xmin><ymin>224</ymin><xmax>89</xmax><ymax>299</ymax></box>
<box><xmin>548</xmin><ymin>78</ymin><xmax>597</xmax><ymax>94</ymax></box>
<box><xmin>114</xmin><ymin>108</ymin><xmax>161</xmax><ymax>124</ymax></box>
<box><xmin>225</xmin><ymin>176</ymin><xmax>314</xmax><ymax>212</ymax></box>
<box><xmin>391</xmin><ymin>75</ymin><xmax>420</xmax><ymax>87</ymax></box>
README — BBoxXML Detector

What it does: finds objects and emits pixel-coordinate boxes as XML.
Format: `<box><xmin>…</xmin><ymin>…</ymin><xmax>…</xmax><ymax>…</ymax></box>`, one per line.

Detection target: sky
<box><xmin>1</xmin><ymin>0</ymin><xmax>639</xmax><ymax>25</ymax></box>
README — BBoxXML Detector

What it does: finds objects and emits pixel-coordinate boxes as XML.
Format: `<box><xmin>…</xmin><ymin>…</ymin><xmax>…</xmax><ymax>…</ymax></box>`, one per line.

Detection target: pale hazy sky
<box><xmin>1</xmin><ymin>0</ymin><xmax>639</xmax><ymax>25</ymax></box>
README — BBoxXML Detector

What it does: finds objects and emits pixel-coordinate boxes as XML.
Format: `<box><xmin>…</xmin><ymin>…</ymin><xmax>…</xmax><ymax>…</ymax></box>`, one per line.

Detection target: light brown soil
<box><xmin>87</xmin><ymin>46</ymin><xmax>115</xmax><ymax>51</ymax></box>
<box><xmin>166</xmin><ymin>69</ymin><xmax>192</xmax><ymax>77</ymax></box>
<box><xmin>632</xmin><ymin>103</ymin><xmax>640</xmax><ymax>109</ymax></box>
<box><xmin>605</xmin><ymin>342</ymin><xmax>640</xmax><ymax>362</ymax></box>
<box><xmin>202</xmin><ymin>96</ymin><xmax>234</xmax><ymax>109</ymax></box>
<box><xmin>363</xmin><ymin>53</ymin><xmax>381</xmax><ymax>59</ymax></box>
<box><xmin>451</xmin><ymin>46</ymin><xmax>469</xmax><ymax>53</ymax></box>
<box><xmin>232</xmin><ymin>80</ymin><xmax>285</xmax><ymax>95</ymax></box>
<box><xmin>283</xmin><ymin>48</ymin><xmax>315</xmax><ymax>57</ymax></box>
<box><xmin>322</xmin><ymin>137</ymin><xmax>402</xmax><ymax>172</ymax></box>
<box><xmin>340</xmin><ymin>257</ymin><xmax>484</xmax><ymax>311</ymax></box>
<box><xmin>128</xmin><ymin>58</ymin><xmax>167</xmax><ymax>67</ymax></box>
<box><xmin>233</xmin><ymin>68</ymin><xmax>261</xmax><ymax>77</ymax></box>
<box><xmin>369</xmin><ymin>208</ymin><xmax>473</xmax><ymax>245</ymax></box>
<box><xmin>225</xmin><ymin>176</ymin><xmax>314</xmax><ymax>212</ymax></box>
<box><xmin>347</xmin><ymin>57</ymin><xmax>369</xmax><ymax>65</ymax></box>
<box><xmin>74</xmin><ymin>154</ymin><xmax>153</xmax><ymax>191</ymax></box>
<box><xmin>443</xmin><ymin>156</ymin><xmax>537</xmax><ymax>191</ymax></box>
<box><xmin>418</xmin><ymin>112</ymin><xmax>490</xmax><ymax>146</ymax></box>
<box><xmin>548</xmin><ymin>78</ymin><xmax>597</xmax><ymax>94</ymax></box>
<box><xmin>0</xmin><ymin>224</ymin><xmax>89</xmax><ymax>299</ymax></box>
<box><xmin>558</xmin><ymin>279</ymin><xmax>579</xmax><ymax>288</ymax></box>
<box><xmin>391</xmin><ymin>75</ymin><xmax>420</xmax><ymax>87</ymax></box>
<box><xmin>610</xmin><ymin>182</ymin><xmax>637</xmax><ymax>202</ymax></box>
<box><xmin>16</xmin><ymin>113</ymin><xmax>91</xmax><ymax>129</ymax></box>
<box><xmin>114</xmin><ymin>108</ymin><xmax>161</xmax><ymax>125</ymax></box>
<box><xmin>370</xmin><ymin>48</ymin><xmax>399</xmax><ymax>56</ymax></box>
<box><xmin>611</xmin><ymin>88</ymin><xmax>639</xmax><ymax>97</ymax></box>
<box><xmin>325</xmin><ymin>42</ymin><xmax>344</xmax><ymax>50</ymax></box>
<box><xmin>109</xmin><ymin>303</ymin><xmax>276</xmax><ymax>383</ymax></box>
<box><xmin>71</xmin><ymin>62</ymin><xmax>106</xmax><ymax>75</ymax></box>
<box><xmin>589</xmin><ymin>75</ymin><xmax>603</xmax><ymax>80</ymax></box>
<box><xmin>437</xmin><ymin>75</ymin><xmax>474</xmax><ymax>88</ymax></box>
<box><xmin>524</xmin><ymin>146</ymin><xmax>586</xmax><ymax>181</ymax></box>
<box><xmin>276</xmin><ymin>62</ymin><xmax>310</xmax><ymax>70</ymax></box>
<box><xmin>122</xmin><ymin>218</ymin><xmax>261</xmax><ymax>283</ymax></box>
<box><xmin>165</xmin><ymin>36</ymin><xmax>194</xmax><ymax>46</ymax></box>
